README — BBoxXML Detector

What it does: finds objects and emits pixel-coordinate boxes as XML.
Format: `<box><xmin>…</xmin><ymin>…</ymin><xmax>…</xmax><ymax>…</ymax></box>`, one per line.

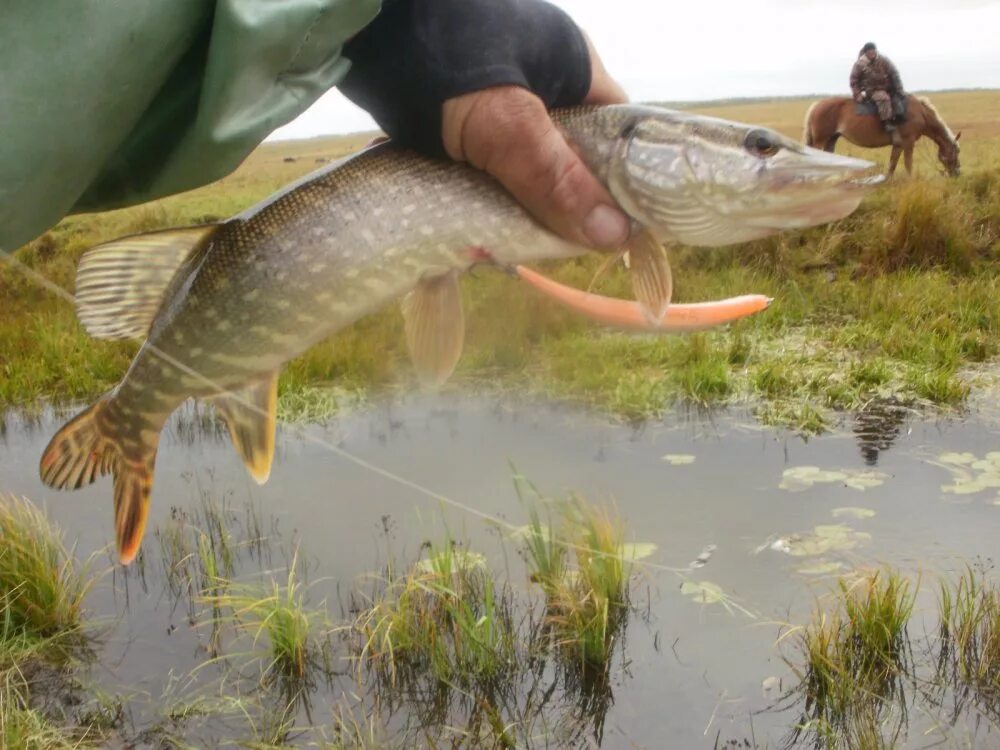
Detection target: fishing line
<box><xmin>0</xmin><ymin>244</ymin><xmax>703</xmax><ymax>581</ymax></box>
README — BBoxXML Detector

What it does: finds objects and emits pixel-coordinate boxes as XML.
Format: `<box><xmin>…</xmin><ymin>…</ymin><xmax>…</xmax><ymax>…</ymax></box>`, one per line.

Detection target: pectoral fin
<box><xmin>210</xmin><ymin>373</ymin><xmax>279</xmax><ymax>484</ymax></box>
<box><xmin>627</xmin><ymin>229</ymin><xmax>673</xmax><ymax>325</ymax></box>
<box><xmin>401</xmin><ymin>271</ymin><xmax>465</xmax><ymax>387</ymax></box>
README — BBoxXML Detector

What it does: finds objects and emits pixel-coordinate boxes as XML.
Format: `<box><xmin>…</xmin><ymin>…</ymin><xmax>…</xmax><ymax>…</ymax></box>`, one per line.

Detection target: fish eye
<box><xmin>744</xmin><ymin>129</ymin><xmax>781</xmax><ymax>158</ymax></box>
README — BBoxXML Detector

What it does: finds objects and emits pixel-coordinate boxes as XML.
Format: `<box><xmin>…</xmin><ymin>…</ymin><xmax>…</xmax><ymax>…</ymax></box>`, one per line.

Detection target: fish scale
<box><xmin>39</xmin><ymin>103</ymin><xmax>881</xmax><ymax>563</ymax></box>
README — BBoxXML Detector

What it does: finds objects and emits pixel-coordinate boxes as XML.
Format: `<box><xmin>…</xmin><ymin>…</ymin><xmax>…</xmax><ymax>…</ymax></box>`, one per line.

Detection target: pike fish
<box><xmin>40</xmin><ymin>104</ymin><xmax>880</xmax><ymax>563</ymax></box>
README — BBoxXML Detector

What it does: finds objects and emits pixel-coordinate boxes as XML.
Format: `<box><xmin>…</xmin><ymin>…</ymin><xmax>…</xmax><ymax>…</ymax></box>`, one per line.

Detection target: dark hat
<box><xmin>860</xmin><ymin>42</ymin><xmax>877</xmax><ymax>53</ymax></box>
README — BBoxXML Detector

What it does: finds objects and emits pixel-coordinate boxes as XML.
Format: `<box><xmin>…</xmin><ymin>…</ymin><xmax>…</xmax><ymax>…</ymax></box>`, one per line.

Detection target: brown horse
<box><xmin>803</xmin><ymin>95</ymin><xmax>962</xmax><ymax>178</ymax></box>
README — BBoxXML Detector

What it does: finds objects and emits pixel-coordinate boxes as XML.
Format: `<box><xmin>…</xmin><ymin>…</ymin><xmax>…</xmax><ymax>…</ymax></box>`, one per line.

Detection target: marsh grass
<box><xmin>782</xmin><ymin>568</ymin><xmax>916</xmax><ymax>749</ymax></box>
<box><xmin>345</xmin><ymin>476</ymin><xmax>643</xmax><ymax>746</ymax></box>
<box><xmin>0</xmin><ymin>495</ymin><xmax>91</xmax><ymax>647</ymax></box>
<box><xmin>936</xmin><ymin>567</ymin><xmax>1000</xmax><ymax>713</ymax></box>
<box><xmin>353</xmin><ymin>538</ymin><xmax>518</xmax><ymax>694</ymax></box>
<box><xmin>538</xmin><ymin>500</ymin><xmax>629</xmax><ymax>672</ymax></box>
<box><xmin>0</xmin><ymin>496</ymin><xmax>104</xmax><ymax>749</ymax></box>
<box><xmin>199</xmin><ymin>550</ymin><xmax>333</xmax><ymax>710</ymax></box>
<box><xmin>155</xmin><ymin>491</ymin><xmax>270</xmax><ymax>619</ymax></box>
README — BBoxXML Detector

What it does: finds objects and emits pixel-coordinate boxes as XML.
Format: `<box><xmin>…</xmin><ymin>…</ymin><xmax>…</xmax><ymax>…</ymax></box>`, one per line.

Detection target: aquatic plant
<box><xmin>511</xmin><ymin>476</ymin><xmax>638</xmax><ymax>673</ymax></box>
<box><xmin>782</xmin><ymin>568</ymin><xmax>915</xmax><ymax>749</ymax></box>
<box><xmin>202</xmin><ymin>551</ymin><xmax>330</xmax><ymax>689</ymax></box>
<box><xmin>155</xmin><ymin>491</ymin><xmax>271</xmax><ymax>619</ymax></box>
<box><xmin>353</xmin><ymin>537</ymin><xmax>518</xmax><ymax>692</ymax></box>
<box><xmin>936</xmin><ymin>567</ymin><xmax>1000</xmax><ymax>706</ymax></box>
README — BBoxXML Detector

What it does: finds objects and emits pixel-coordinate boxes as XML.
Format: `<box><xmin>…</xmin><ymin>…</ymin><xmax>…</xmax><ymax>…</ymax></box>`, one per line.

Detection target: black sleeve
<box><xmin>339</xmin><ymin>0</ymin><xmax>593</xmax><ymax>157</ymax></box>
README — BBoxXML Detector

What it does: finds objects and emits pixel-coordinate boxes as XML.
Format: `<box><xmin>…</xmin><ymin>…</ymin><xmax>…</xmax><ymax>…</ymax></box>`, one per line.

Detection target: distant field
<box><xmin>1</xmin><ymin>90</ymin><xmax>998</xmax><ymax>432</ymax></box>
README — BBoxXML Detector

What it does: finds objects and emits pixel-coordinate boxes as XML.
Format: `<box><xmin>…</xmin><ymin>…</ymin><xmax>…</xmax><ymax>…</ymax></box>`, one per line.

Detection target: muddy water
<box><xmin>2</xmin><ymin>397</ymin><xmax>999</xmax><ymax>747</ymax></box>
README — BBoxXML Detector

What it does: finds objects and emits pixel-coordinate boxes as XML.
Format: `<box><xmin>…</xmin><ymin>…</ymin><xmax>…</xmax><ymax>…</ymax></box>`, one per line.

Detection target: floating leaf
<box><xmin>942</xmin><ymin>480</ymin><xmax>989</xmax><ymax>495</ymax></box>
<box><xmin>832</xmin><ymin>507</ymin><xmax>876</xmax><ymax>520</ymax></box>
<box><xmin>769</xmin><ymin>524</ymin><xmax>871</xmax><ymax>557</ymax></box>
<box><xmin>620</xmin><ymin>542</ymin><xmax>657</xmax><ymax>561</ymax></box>
<box><xmin>797</xmin><ymin>561</ymin><xmax>846</xmax><ymax>575</ymax></box>
<box><xmin>679</xmin><ymin>580</ymin><xmax>756</xmax><ymax>618</ymax></box>
<box><xmin>936</xmin><ymin>450</ymin><xmax>1000</xmax><ymax>500</ymax></box>
<box><xmin>681</xmin><ymin>580</ymin><xmax>726</xmax><ymax>604</ymax></box>
<box><xmin>662</xmin><ymin>454</ymin><xmax>696</xmax><ymax>465</ymax></box>
<box><xmin>779</xmin><ymin>466</ymin><xmax>887</xmax><ymax>492</ymax></box>
<box><xmin>842</xmin><ymin>471</ymin><xmax>889</xmax><ymax>490</ymax></box>
<box><xmin>938</xmin><ymin>452</ymin><xmax>977</xmax><ymax>465</ymax></box>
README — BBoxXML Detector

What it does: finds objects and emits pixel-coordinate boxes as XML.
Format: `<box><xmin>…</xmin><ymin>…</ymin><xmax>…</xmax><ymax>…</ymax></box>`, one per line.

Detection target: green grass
<box><xmin>0</xmin><ymin>495</ymin><xmax>105</xmax><ymax>749</ymax></box>
<box><xmin>513</xmin><ymin>478</ymin><xmax>634</xmax><ymax>673</ymax></box>
<box><xmin>0</xmin><ymin>494</ymin><xmax>91</xmax><ymax>643</ymax></box>
<box><xmin>352</xmin><ymin>537</ymin><xmax>518</xmax><ymax>692</ymax></box>
<box><xmin>937</xmin><ymin>567</ymin><xmax>1000</xmax><ymax>701</ymax></box>
<box><xmin>783</xmin><ymin>568</ymin><xmax>916</xmax><ymax>749</ymax></box>
<box><xmin>201</xmin><ymin>551</ymin><xmax>330</xmax><ymax>693</ymax></box>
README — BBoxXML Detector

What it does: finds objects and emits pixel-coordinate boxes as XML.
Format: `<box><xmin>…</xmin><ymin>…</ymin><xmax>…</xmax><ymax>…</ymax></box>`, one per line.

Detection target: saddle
<box><xmin>854</xmin><ymin>94</ymin><xmax>908</xmax><ymax>122</ymax></box>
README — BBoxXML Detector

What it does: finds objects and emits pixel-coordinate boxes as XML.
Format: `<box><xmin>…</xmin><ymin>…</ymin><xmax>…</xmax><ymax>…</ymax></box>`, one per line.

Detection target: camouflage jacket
<box><xmin>850</xmin><ymin>54</ymin><xmax>904</xmax><ymax>98</ymax></box>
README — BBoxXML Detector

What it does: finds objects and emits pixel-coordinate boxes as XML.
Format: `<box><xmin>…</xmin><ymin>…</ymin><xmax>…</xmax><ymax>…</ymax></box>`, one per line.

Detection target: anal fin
<box><xmin>210</xmin><ymin>373</ymin><xmax>279</xmax><ymax>484</ymax></box>
<box><xmin>401</xmin><ymin>271</ymin><xmax>465</xmax><ymax>388</ymax></box>
<box><xmin>627</xmin><ymin>229</ymin><xmax>673</xmax><ymax>325</ymax></box>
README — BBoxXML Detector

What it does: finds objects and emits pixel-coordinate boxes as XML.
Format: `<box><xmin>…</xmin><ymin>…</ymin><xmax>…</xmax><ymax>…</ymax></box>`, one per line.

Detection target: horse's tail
<box><xmin>802</xmin><ymin>101</ymin><xmax>819</xmax><ymax>147</ymax></box>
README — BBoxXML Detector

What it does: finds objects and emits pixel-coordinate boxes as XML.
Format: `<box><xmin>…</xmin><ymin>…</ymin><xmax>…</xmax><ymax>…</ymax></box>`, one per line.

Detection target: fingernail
<box><xmin>583</xmin><ymin>204</ymin><xmax>629</xmax><ymax>247</ymax></box>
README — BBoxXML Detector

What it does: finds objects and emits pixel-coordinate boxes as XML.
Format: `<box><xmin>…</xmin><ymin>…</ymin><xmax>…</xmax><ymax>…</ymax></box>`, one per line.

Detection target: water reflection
<box><xmin>851</xmin><ymin>401</ymin><xmax>911</xmax><ymax>466</ymax></box>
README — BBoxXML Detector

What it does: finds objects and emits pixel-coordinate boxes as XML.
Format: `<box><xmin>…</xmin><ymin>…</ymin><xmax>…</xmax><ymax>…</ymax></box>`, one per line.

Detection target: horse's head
<box><xmin>938</xmin><ymin>131</ymin><xmax>962</xmax><ymax>177</ymax></box>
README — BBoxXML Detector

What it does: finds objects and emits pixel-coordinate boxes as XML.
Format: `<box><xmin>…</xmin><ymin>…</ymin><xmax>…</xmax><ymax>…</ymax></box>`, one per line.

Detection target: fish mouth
<box><xmin>766</xmin><ymin>148</ymin><xmax>882</xmax><ymax>188</ymax></box>
<box><xmin>744</xmin><ymin>148</ymin><xmax>885</xmax><ymax>229</ymax></box>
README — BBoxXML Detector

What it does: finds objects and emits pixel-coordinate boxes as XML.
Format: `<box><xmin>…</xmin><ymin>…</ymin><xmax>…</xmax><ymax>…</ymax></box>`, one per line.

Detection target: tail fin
<box><xmin>40</xmin><ymin>397</ymin><xmax>157</xmax><ymax>565</ymax></box>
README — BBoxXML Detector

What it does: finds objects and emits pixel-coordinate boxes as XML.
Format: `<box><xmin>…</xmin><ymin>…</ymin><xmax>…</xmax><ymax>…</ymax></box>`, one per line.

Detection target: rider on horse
<box><xmin>850</xmin><ymin>42</ymin><xmax>905</xmax><ymax>139</ymax></box>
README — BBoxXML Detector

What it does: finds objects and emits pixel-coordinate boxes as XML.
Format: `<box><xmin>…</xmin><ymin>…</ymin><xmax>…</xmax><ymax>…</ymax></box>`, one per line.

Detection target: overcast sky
<box><xmin>268</xmin><ymin>0</ymin><xmax>1000</xmax><ymax>140</ymax></box>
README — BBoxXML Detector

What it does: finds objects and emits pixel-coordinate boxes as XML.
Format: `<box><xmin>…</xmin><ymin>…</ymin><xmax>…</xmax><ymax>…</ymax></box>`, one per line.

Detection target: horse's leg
<box><xmin>887</xmin><ymin>145</ymin><xmax>902</xmax><ymax>178</ymax></box>
<box><xmin>823</xmin><ymin>133</ymin><xmax>841</xmax><ymax>153</ymax></box>
<box><xmin>903</xmin><ymin>144</ymin><xmax>914</xmax><ymax>176</ymax></box>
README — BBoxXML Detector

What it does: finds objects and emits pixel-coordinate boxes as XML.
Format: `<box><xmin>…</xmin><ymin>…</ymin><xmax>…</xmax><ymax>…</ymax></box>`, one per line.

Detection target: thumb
<box><xmin>442</xmin><ymin>86</ymin><xmax>630</xmax><ymax>249</ymax></box>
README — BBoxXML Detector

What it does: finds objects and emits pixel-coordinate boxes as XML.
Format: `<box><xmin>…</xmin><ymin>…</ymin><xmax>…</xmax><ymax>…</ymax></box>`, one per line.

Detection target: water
<box><xmin>2</xmin><ymin>396</ymin><xmax>999</xmax><ymax>747</ymax></box>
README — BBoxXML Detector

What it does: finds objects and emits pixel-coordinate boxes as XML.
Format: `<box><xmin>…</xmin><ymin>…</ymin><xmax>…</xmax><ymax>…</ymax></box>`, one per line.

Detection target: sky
<box><xmin>268</xmin><ymin>0</ymin><xmax>1000</xmax><ymax>141</ymax></box>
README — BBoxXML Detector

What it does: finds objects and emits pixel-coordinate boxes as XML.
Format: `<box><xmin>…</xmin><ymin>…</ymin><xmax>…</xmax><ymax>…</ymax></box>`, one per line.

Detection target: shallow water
<box><xmin>2</xmin><ymin>396</ymin><xmax>999</xmax><ymax>747</ymax></box>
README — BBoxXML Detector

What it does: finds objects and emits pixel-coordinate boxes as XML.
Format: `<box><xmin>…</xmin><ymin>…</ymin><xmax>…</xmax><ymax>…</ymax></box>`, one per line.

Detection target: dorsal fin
<box><xmin>74</xmin><ymin>224</ymin><xmax>221</xmax><ymax>340</ymax></box>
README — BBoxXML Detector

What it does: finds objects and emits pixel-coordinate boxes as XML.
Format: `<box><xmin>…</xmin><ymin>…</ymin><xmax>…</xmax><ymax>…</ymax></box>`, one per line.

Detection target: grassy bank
<box><xmin>2</xmin><ymin>93</ymin><xmax>998</xmax><ymax>432</ymax></box>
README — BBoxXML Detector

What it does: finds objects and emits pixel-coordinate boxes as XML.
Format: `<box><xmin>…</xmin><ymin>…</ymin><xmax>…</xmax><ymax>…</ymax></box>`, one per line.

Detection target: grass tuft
<box><xmin>0</xmin><ymin>495</ymin><xmax>90</xmax><ymax>643</ymax></box>
<box><xmin>783</xmin><ymin>568</ymin><xmax>915</xmax><ymax>748</ymax></box>
<box><xmin>353</xmin><ymin>537</ymin><xmax>517</xmax><ymax>692</ymax></box>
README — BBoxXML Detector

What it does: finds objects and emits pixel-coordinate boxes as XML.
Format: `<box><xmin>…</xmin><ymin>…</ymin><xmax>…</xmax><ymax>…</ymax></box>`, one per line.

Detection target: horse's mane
<box><xmin>917</xmin><ymin>96</ymin><xmax>957</xmax><ymax>144</ymax></box>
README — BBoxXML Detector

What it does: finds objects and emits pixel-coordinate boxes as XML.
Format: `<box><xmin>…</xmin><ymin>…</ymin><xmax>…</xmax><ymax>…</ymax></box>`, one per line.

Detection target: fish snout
<box><xmin>768</xmin><ymin>148</ymin><xmax>879</xmax><ymax>186</ymax></box>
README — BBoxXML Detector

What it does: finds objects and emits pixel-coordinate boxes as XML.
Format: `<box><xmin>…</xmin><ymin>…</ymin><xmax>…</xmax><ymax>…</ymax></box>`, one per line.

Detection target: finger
<box><xmin>444</xmin><ymin>87</ymin><xmax>629</xmax><ymax>249</ymax></box>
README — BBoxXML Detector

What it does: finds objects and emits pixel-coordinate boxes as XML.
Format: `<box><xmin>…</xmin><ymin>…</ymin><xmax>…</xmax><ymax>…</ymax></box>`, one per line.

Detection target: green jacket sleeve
<box><xmin>0</xmin><ymin>0</ymin><xmax>381</xmax><ymax>252</ymax></box>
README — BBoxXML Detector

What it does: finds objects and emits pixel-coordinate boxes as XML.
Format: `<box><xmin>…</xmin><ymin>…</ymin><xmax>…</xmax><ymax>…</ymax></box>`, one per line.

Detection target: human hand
<box><xmin>441</xmin><ymin>36</ymin><xmax>629</xmax><ymax>249</ymax></box>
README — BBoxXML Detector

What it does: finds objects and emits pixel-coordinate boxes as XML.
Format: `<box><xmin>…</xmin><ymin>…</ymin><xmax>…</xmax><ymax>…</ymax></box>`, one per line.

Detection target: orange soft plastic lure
<box><xmin>515</xmin><ymin>265</ymin><xmax>771</xmax><ymax>332</ymax></box>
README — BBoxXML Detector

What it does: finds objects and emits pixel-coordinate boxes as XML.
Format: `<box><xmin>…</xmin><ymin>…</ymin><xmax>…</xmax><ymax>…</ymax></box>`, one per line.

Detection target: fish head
<box><xmin>604</xmin><ymin>106</ymin><xmax>883</xmax><ymax>247</ymax></box>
